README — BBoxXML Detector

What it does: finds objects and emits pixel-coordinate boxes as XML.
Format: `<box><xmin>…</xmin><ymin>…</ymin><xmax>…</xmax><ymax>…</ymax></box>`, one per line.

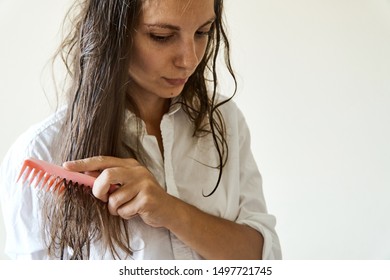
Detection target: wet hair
<box><xmin>43</xmin><ymin>0</ymin><xmax>236</xmax><ymax>259</ymax></box>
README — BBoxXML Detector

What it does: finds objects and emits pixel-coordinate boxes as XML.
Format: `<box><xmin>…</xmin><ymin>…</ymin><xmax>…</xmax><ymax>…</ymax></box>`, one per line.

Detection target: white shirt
<box><xmin>0</xmin><ymin>99</ymin><xmax>282</xmax><ymax>259</ymax></box>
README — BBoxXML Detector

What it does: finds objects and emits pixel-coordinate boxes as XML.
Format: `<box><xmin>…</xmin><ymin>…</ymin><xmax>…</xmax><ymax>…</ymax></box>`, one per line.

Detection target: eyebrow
<box><xmin>144</xmin><ymin>17</ymin><xmax>216</xmax><ymax>31</ymax></box>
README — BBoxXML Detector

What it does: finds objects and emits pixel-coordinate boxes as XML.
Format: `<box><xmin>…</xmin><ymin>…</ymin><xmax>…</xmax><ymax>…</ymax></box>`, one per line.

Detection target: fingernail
<box><xmin>62</xmin><ymin>161</ymin><xmax>75</xmax><ymax>168</ymax></box>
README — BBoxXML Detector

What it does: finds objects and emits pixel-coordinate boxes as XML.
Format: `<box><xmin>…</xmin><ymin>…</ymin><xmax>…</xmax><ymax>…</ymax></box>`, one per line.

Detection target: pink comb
<box><xmin>17</xmin><ymin>157</ymin><xmax>95</xmax><ymax>191</ymax></box>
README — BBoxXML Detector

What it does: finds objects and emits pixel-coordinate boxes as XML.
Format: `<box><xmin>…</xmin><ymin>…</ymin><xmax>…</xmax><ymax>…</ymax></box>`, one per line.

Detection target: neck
<box><xmin>128</xmin><ymin>91</ymin><xmax>170</xmax><ymax>122</ymax></box>
<box><xmin>139</xmin><ymin>98</ymin><xmax>170</xmax><ymax>126</ymax></box>
<box><xmin>128</xmin><ymin>92</ymin><xmax>171</xmax><ymax>155</ymax></box>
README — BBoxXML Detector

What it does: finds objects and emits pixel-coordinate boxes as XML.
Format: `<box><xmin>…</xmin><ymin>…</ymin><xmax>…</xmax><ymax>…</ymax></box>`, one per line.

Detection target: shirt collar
<box><xmin>123</xmin><ymin>97</ymin><xmax>183</xmax><ymax>134</ymax></box>
<box><xmin>167</xmin><ymin>96</ymin><xmax>183</xmax><ymax>115</ymax></box>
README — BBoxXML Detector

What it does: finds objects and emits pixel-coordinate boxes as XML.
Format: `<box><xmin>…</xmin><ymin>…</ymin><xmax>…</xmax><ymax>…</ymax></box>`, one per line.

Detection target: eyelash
<box><xmin>196</xmin><ymin>30</ymin><xmax>212</xmax><ymax>37</ymax></box>
<box><xmin>149</xmin><ymin>34</ymin><xmax>173</xmax><ymax>43</ymax></box>
<box><xmin>149</xmin><ymin>30</ymin><xmax>212</xmax><ymax>43</ymax></box>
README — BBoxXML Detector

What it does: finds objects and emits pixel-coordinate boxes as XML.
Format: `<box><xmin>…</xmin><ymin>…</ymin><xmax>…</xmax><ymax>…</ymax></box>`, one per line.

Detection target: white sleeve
<box><xmin>0</xmin><ymin>137</ymin><xmax>47</xmax><ymax>259</ymax></box>
<box><xmin>0</xmin><ymin>113</ymin><xmax>63</xmax><ymax>259</ymax></box>
<box><xmin>234</xmin><ymin>107</ymin><xmax>282</xmax><ymax>260</ymax></box>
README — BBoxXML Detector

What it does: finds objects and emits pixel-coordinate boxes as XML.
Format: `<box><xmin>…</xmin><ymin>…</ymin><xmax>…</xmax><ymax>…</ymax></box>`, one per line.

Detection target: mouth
<box><xmin>163</xmin><ymin>77</ymin><xmax>188</xmax><ymax>87</ymax></box>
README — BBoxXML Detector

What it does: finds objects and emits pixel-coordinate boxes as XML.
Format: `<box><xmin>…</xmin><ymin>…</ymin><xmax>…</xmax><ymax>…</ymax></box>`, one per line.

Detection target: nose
<box><xmin>173</xmin><ymin>38</ymin><xmax>200</xmax><ymax>71</ymax></box>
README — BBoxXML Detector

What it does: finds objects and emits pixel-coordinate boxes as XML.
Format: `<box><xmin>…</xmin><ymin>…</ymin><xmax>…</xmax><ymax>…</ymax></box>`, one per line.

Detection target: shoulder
<box><xmin>215</xmin><ymin>93</ymin><xmax>245</xmax><ymax>117</ymax></box>
<box><xmin>12</xmin><ymin>107</ymin><xmax>66</xmax><ymax>160</ymax></box>
<box><xmin>0</xmin><ymin>108</ymin><xmax>67</xmax><ymax>183</ymax></box>
<box><xmin>216</xmin><ymin>94</ymin><xmax>248</xmax><ymax>131</ymax></box>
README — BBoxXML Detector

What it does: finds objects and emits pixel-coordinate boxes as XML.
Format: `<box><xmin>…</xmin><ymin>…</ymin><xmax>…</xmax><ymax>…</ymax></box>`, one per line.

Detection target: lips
<box><xmin>163</xmin><ymin>77</ymin><xmax>188</xmax><ymax>86</ymax></box>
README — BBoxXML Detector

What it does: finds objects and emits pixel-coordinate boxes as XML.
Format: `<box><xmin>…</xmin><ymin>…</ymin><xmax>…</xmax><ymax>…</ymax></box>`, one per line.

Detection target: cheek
<box><xmin>196</xmin><ymin>40</ymin><xmax>209</xmax><ymax>63</ymax></box>
<box><xmin>129</xmin><ymin>45</ymin><xmax>162</xmax><ymax>77</ymax></box>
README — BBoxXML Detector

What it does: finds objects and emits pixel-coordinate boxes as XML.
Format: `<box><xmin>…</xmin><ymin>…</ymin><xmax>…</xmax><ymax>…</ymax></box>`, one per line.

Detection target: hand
<box><xmin>63</xmin><ymin>156</ymin><xmax>177</xmax><ymax>228</ymax></box>
<box><xmin>64</xmin><ymin>157</ymin><xmax>264</xmax><ymax>259</ymax></box>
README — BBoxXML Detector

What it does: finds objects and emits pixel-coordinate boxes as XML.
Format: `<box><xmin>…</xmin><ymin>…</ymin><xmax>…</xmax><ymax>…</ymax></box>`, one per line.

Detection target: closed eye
<box><xmin>149</xmin><ymin>33</ymin><xmax>174</xmax><ymax>43</ymax></box>
<box><xmin>195</xmin><ymin>22</ymin><xmax>214</xmax><ymax>38</ymax></box>
<box><xmin>196</xmin><ymin>30</ymin><xmax>212</xmax><ymax>37</ymax></box>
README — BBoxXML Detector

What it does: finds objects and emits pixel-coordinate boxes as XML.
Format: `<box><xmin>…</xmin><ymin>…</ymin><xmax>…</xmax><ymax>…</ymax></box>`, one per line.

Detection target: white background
<box><xmin>1</xmin><ymin>0</ymin><xmax>389</xmax><ymax>260</ymax></box>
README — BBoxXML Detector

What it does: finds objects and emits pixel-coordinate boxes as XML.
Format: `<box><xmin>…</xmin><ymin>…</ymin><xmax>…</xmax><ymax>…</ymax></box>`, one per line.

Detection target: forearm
<box><xmin>63</xmin><ymin>157</ymin><xmax>265</xmax><ymax>259</ymax></box>
<box><xmin>165</xmin><ymin>195</ymin><xmax>264</xmax><ymax>260</ymax></box>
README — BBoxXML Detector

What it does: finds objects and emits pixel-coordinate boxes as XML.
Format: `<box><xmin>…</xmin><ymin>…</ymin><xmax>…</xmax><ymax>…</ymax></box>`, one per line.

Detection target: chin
<box><xmin>164</xmin><ymin>88</ymin><xmax>185</xmax><ymax>98</ymax></box>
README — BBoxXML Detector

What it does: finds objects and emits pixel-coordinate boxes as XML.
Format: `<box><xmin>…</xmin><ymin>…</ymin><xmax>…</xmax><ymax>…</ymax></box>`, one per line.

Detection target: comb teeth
<box><xmin>16</xmin><ymin>157</ymin><xmax>96</xmax><ymax>192</ymax></box>
<box><xmin>46</xmin><ymin>175</ymin><xmax>60</xmax><ymax>191</ymax></box>
<box><xmin>17</xmin><ymin>162</ymin><xmax>32</xmax><ymax>185</ymax></box>
<box><xmin>17</xmin><ymin>164</ymin><xmax>60</xmax><ymax>190</ymax></box>
<box><xmin>33</xmin><ymin>170</ymin><xmax>45</xmax><ymax>188</ymax></box>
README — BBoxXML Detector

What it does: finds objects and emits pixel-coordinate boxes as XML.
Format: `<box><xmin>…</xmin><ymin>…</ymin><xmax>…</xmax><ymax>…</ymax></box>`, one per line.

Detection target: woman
<box><xmin>0</xmin><ymin>0</ymin><xmax>281</xmax><ymax>259</ymax></box>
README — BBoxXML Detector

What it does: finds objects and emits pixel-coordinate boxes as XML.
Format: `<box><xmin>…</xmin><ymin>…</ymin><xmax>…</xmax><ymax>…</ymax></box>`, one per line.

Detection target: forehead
<box><xmin>140</xmin><ymin>0</ymin><xmax>215</xmax><ymax>25</ymax></box>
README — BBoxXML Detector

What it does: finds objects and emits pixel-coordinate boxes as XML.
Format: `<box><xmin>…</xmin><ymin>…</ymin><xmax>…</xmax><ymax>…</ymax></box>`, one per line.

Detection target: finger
<box><xmin>63</xmin><ymin>156</ymin><xmax>139</xmax><ymax>172</ymax></box>
<box><xmin>107</xmin><ymin>183</ymin><xmax>140</xmax><ymax>216</ymax></box>
<box><xmin>92</xmin><ymin>168</ymin><xmax>125</xmax><ymax>202</ymax></box>
<box><xmin>116</xmin><ymin>200</ymin><xmax>140</xmax><ymax>220</ymax></box>
<box><xmin>84</xmin><ymin>171</ymin><xmax>101</xmax><ymax>178</ymax></box>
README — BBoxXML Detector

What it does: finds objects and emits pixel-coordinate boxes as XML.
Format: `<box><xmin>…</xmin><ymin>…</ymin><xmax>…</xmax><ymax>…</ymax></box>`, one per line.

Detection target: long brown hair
<box><xmin>43</xmin><ymin>0</ymin><xmax>236</xmax><ymax>259</ymax></box>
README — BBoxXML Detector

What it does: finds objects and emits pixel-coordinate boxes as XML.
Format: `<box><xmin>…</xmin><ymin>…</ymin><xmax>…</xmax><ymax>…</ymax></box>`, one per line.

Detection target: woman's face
<box><xmin>128</xmin><ymin>0</ymin><xmax>215</xmax><ymax>102</ymax></box>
